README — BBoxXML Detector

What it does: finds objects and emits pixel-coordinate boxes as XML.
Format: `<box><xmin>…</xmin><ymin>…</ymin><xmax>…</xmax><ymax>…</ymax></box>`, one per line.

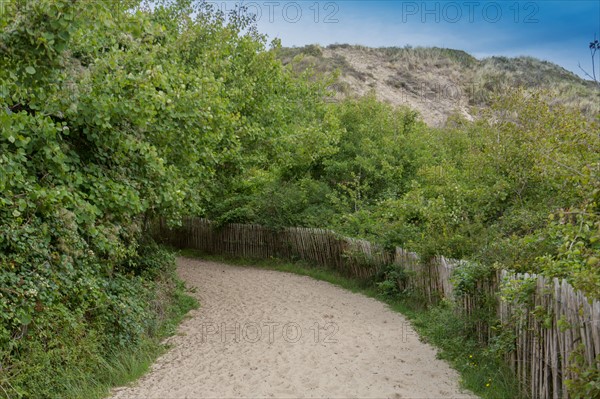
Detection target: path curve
<box><xmin>111</xmin><ymin>258</ymin><xmax>476</xmax><ymax>398</ymax></box>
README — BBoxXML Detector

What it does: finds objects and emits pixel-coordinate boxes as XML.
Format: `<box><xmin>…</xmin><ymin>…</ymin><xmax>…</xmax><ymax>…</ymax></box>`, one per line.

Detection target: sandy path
<box><xmin>110</xmin><ymin>258</ymin><xmax>476</xmax><ymax>399</ymax></box>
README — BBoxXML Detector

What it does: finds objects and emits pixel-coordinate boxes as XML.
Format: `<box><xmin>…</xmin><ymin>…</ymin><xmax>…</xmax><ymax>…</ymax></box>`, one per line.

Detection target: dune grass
<box><xmin>280</xmin><ymin>44</ymin><xmax>600</xmax><ymax>117</ymax></box>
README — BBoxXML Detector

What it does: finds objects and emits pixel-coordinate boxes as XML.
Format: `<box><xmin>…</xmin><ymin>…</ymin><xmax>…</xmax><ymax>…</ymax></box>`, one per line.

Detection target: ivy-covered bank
<box><xmin>1</xmin><ymin>242</ymin><xmax>197</xmax><ymax>398</ymax></box>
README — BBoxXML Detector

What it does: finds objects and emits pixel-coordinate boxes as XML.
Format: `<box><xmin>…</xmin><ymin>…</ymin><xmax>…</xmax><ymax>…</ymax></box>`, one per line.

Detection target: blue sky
<box><xmin>209</xmin><ymin>1</ymin><xmax>600</xmax><ymax>79</ymax></box>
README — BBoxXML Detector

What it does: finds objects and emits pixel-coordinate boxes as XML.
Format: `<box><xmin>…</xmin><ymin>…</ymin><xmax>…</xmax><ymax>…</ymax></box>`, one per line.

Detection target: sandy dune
<box><xmin>110</xmin><ymin>258</ymin><xmax>476</xmax><ymax>399</ymax></box>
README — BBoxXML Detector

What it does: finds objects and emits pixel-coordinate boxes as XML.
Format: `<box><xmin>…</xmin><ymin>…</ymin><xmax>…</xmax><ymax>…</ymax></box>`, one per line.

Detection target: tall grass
<box><xmin>0</xmin><ymin>269</ymin><xmax>198</xmax><ymax>399</ymax></box>
<box><xmin>62</xmin><ymin>280</ymin><xmax>198</xmax><ymax>399</ymax></box>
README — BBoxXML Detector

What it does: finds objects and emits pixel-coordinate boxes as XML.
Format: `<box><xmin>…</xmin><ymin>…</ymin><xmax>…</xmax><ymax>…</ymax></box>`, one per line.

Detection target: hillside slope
<box><xmin>279</xmin><ymin>44</ymin><xmax>600</xmax><ymax>126</ymax></box>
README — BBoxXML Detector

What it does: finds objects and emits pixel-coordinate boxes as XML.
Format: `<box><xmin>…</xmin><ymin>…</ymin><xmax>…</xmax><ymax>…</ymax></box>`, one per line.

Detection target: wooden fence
<box><xmin>154</xmin><ymin>217</ymin><xmax>600</xmax><ymax>399</ymax></box>
<box><xmin>499</xmin><ymin>271</ymin><xmax>600</xmax><ymax>398</ymax></box>
<box><xmin>160</xmin><ymin>217</ymin><xmax>393</xmax><ymax>279</ymax></box>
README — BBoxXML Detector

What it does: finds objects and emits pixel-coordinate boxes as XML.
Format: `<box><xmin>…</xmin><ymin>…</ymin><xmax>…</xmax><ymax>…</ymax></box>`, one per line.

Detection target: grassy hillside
<box><xmin>278</xmin><ymin>44</ymin><xmax>600</xmax><ymax>125</ymax></box>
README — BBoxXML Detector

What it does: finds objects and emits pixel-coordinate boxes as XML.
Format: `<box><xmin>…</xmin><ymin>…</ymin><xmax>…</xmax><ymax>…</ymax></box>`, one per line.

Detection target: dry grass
<box><xmin>278</xmin><ymin>44</ymin><xmax>600</xmax><ymax>126</ymax></box>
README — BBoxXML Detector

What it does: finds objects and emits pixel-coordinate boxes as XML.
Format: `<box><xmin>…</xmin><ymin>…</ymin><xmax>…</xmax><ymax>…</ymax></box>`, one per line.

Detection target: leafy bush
<box><xmin>375</xmin><ymin>264</ymin><xmax>411</xmax><ymax>299</ymax></box>
<box><xmin>0</xmin><ymin>0</ymin><xmax>332</xmax><ymax>396</ymax></box>
<box><xmin>567</xmin><ymin>349</ymin><xmax>600</xmax><ymax>399</ymax></box>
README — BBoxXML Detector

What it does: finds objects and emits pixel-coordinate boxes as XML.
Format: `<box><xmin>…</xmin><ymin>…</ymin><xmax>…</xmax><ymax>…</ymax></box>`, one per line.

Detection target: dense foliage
<box><xmin>213</xmin><ymin>90</ymin><xmax>599</xmax><ymax>300</ymax></box>
<box><xmin>1</xmin><ymin>0</ymin><xmax>598</xmax><ymax>397</ymax></box>
<box><xmin>0</xmin><ymin>0</ymin><xmax>335</xmax><ymax>397</ymax></box>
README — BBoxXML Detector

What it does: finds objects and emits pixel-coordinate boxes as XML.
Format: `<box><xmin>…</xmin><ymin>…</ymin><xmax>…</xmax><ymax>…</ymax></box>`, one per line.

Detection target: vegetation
<box><xmin>0</xmin><ymin>0</ymin><xmax>598</xmax><ymax>397</ymax></box>
<box><xmin>0</xmin><ymin>0</ymin><xmax>332</xmax><ymax>396</ymax></box>
<box><xmin>212</xmin><ymin>90</ymin><xmax>599</xmax><ymax>301</ymax></box>
<box><xmin>281</xmin><ymin>44</ymin><xmax>600</xmax><ymax>117</ymax></box>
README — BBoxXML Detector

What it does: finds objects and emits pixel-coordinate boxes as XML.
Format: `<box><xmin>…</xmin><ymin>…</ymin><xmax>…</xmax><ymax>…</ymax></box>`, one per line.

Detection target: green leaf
<box><xmin>25</xmin><ymin>66</ymin><xmax>36</xmax><ymax>75</ymax></box>
<box><xmin>20</xmin><ymin>313</ymin><xmax>32</xmax><ymax>326</ymax></box>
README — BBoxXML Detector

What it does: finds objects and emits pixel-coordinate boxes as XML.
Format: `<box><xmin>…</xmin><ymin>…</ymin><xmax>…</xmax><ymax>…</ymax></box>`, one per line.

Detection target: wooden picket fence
<box><xmin>499</xmin><ymin>271</ymin><xmax>600</xmax><ymax>398</ymax></box>
<box><xmin>153</xmin><ymin>217</ymin><xmax>600</xmax><ymax>399</ymax></box>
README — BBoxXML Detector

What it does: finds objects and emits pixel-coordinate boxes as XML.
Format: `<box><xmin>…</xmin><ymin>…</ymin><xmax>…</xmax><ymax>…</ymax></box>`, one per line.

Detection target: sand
<box><xmin>110</xmin><ymin>258</ymin><xmax>477</xmax><ymax>399</ymax></box>
<box><xmin>321</xmin><ymin>47</ymin><xmax>475</xmax><ymax>127</ymax></box>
